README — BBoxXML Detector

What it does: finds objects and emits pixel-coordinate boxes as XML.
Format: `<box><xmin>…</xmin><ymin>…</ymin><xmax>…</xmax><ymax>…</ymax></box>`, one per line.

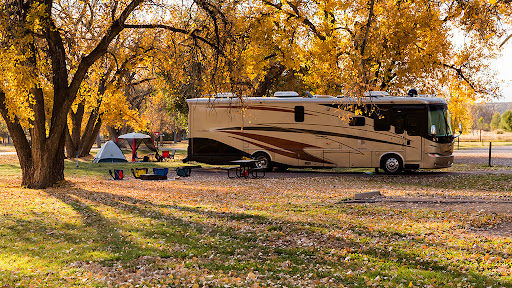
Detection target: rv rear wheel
<box><xmin>252</xmin><ymin>152</ymin><xmax>272</xmax><ymax>171</ymax></box>
<box><xmin>381</xmin><ymin>154</ymin><xmax>403</xmax><ymax>174</ymax></box>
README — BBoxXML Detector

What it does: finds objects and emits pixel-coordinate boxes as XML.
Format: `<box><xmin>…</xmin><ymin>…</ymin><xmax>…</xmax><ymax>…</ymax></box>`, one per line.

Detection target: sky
<box><xmin>493</xmin><ymin>39</ymin><xmax>512</xmax><ymax>102</ymax></box>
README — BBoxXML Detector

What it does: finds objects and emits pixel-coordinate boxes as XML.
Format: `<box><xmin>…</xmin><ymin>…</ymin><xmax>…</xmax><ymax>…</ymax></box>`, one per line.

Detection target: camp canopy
<box><xmin>93</xmin><ymin>141</ymin><xmax>127</xmax><ymax>163</ymax></box>
<box><xmin>117</xmin><ymin>133</ymin><xmax>157</xmax><ymax>162</ymax></box>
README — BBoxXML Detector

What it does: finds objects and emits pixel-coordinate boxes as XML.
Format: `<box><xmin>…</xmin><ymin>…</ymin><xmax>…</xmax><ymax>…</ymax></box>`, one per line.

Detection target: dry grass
<box><xmin>460</xmin><ymin>130</ymin><xmax>512</xmax><ymax>142</ymax></box>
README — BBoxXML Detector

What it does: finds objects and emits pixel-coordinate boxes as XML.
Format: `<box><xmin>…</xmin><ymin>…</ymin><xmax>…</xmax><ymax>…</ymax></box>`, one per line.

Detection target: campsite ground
<box><xmin>0</xmin><ymin>144</ymin><xmax>512</xmax><ymax>287</ymax></box>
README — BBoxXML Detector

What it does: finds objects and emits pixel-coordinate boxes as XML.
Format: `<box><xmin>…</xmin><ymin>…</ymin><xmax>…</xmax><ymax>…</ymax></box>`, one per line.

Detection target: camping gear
<box><xmin>153</xmin><ymin>168</ymin><xmax>169</xmax><ymax>177</ymax></box>
<box><xmin>139</xmin><ymin>174</ymin><xmax>167</xmax><ymax>180</ymax></box>
<box><xmin>176</xmin><ymin>165</ymin><xmax>201</xmax><ymax>177</ymax></box>
<box><xmin>117</xmin><ymin>133</ymin><xmax>158</xmax><ymax>162</ymax></box>
<box><xmin>109</xmin><ymin>169</ymin><xmax>124</xmax><ymax>180</ymax></box>
<box><xmin>161</xmin><ymin>149</ymin><xmax>176</xmax><ymax>161</ymax></box>
<box><xmin>93</xmin><ymin>141</ymin><xmax>127</xmax><ymax>163</ymax></box>
<box><xmin>131</xmin><ymin>168</ymin><xmax>148</xmax><ymax>179</ymax></box>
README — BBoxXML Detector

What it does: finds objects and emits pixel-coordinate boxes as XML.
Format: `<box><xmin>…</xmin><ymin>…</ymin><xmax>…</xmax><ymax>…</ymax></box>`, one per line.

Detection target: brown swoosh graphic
<box><xmin>224</xmin><ymin>131</ymin><xmax>331</xmax><ymax>164</ymax></box>
<box><xmin>215</xmin><ymin>105</ymin><xmax>314</xmax><ymax>116</ymax></box>
<box><xmin>216</xmin><ymin>106</ymin><xmax>293</xmax><ymax>113</ymax></box>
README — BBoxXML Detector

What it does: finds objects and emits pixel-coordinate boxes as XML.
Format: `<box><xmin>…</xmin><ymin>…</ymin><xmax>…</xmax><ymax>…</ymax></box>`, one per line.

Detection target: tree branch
<box><xmin>0</xmin><ymin>90</ymin><xmax>32</xmax><ymax>168</ymax></box>
<box><xmin>262</xmin><ymin>0</ymin><xmax>326</xmax><ymax>41</ymax></box>
<box><xmin>440</xmin><ymin>62</ymin><xmax>478</xmax><ymax>92</ymax></box>
<box><xmin>123</xmin><ymin>24</ymin><xmax>224</xmax><ymax>55</ymax></box>
<box><xmin>68</xmin><ymin>0</ymin><xmax>144</xmax><ymax>101</ymax></box>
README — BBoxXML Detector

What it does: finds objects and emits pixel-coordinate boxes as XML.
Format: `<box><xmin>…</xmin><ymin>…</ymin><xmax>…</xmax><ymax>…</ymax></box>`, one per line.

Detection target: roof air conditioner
<box><xmin>274</xmin><ymin>91</ymin><xmax>299</xmax><ymax>97</ymax></box>
<box><xmin>364</xmin><ymin>91</ymin><xmax>390</xmax><ymax>97</ymax></box>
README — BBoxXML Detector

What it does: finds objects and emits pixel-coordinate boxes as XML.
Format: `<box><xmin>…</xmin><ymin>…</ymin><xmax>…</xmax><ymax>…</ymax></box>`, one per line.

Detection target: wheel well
<box><xmin>379</xmin><ymin>153</ymin><xmax>404</xmax><ymax>167</ymax></box>
<box><xmin>251</xmin><ymin>150</ymin><xmax>271</xmax><ymax>160</ymax></box>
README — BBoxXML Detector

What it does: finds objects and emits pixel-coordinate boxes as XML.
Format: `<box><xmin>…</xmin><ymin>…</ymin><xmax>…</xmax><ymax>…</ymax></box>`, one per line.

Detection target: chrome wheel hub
<box><xmin>385</xmin><ymin>158</ymin><xmax>399</xmax><ymax>173</ymax></box>
<box><xmin>255</xmin><ymin>157</ymin><xmax>268</xmax><ymax>169</ymax></box>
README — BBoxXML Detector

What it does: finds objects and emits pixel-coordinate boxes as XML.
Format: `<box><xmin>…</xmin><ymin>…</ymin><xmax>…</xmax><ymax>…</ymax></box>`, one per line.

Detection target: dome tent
<box><xmin>93</xmin><ymin>141</ymin><xmax>127</xmax><ymax>163</ymax></box>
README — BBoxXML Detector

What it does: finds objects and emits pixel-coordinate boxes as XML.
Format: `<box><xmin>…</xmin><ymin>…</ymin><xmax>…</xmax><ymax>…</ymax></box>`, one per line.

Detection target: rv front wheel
<box><xmin>252</xmin><ymin>152</ymin><xmax>272</xmax><ymax>171</ymax></box>
<box><xmin>381</xmin><ymin>155</ymin><xmax>403</xmax><ymax>174</ymax></box>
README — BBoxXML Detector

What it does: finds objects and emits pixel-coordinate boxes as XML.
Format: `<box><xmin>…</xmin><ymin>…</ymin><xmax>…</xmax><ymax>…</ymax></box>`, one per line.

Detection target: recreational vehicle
<box><xmin>185</xmin><ymin>91</ymin><xmax>459</xmax><ymax>173</ymax></box>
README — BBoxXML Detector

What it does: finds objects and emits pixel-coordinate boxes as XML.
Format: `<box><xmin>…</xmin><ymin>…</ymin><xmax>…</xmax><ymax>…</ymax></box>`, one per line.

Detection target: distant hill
<box><xmin>481</xmin><ymin>102</ymin><xmax>512</xmax><ymax>114</ymax></box>
<box><xmin>470</xmin><ymin>102</ymin><xmax>512</xmax><ymax>125</ymax></box>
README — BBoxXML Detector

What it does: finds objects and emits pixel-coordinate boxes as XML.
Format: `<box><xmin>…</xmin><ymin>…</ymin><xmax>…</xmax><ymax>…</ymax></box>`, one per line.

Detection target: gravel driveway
<box><xmin>454</xmin><ymin>145</ymin><xmax>512</xmax><ymax>166</ymax></box>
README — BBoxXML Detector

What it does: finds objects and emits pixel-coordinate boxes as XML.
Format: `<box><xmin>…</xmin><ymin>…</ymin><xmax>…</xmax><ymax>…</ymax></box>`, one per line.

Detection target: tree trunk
<box><xmin>22</xmin><ymin>134</ymin><xmax>66</xmax><ymax>188</ymax></box>
<box><xmin>78</xmin><ymin>117</ymin><xmax>102</xmax><ymax>156</ymax></box>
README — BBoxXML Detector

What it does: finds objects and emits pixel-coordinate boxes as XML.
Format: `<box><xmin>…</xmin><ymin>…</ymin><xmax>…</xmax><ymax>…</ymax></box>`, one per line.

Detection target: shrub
<box><xmin>490</xmin><ymin>112</ymin><xmax>501</xmax><ymax>130</ymax></box>
<box><xmin>499</xmin><ymin>110</ymin><xmax>512</xmax><ymax>132</ymax></box>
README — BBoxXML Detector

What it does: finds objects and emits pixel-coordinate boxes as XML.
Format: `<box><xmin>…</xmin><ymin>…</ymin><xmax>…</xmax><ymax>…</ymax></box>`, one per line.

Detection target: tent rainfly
<box><xmin>117</xmin><ymin>133</ymin><xmax>158</xmax><ymax>162</ymax></box>
<box><xmin>93</xmin><ymin>141</ymin><xmax>127</xmax><ymax>163</ymax></box>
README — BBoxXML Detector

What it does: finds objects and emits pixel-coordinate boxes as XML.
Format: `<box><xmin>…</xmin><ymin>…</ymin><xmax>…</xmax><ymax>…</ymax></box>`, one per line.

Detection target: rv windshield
<box><xmin>428</xmin><ymin>104</ymin><xmax>452</xmax><ymax>137</ymax></box>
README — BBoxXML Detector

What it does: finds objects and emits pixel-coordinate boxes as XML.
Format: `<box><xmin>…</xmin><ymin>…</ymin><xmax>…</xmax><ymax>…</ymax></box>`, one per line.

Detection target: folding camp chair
<box><xmin>161</xmin><ymin>149</ymin><xmax>176</xmax><ymax>161</ymax></box>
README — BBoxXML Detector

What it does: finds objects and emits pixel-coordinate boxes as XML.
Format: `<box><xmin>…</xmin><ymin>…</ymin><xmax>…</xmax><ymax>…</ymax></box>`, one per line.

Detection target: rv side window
<box><xmin>295</xmin><ymin>106</ymin><xmax>304</xmax><ymax>122</ymax></box>
<box><xmin>374</xmin><ymin>117</ymin><xmax>390</xmax><ymax>131</ymax></box>
<box><xmin>394</xmin><ymin>118</ymin><xmax>405</xmax><ymax>134</ymax></box>
<box><xmin>349</xmin><ymin>116</ymin><xmax>365</xmax><ymax>126</ymax></box>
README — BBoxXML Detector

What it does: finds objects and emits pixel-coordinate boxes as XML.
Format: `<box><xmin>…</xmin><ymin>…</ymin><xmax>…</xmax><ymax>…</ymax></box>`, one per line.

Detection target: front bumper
<box><xmin>423</xmin><ymin>153</ymin><xmax>454</xmax><ymax>169</ymax></box>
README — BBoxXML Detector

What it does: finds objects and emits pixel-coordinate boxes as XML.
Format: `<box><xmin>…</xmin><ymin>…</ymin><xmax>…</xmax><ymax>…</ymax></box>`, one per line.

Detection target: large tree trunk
<box><xmin>0</xmin><ymin>91</ymin><xmax>66</xmax><ymax>189</ymax></box>
<box><xmin>21</xmin><ymin>134</ymin><xmax>66</xmax><ymax>188</ymax></box>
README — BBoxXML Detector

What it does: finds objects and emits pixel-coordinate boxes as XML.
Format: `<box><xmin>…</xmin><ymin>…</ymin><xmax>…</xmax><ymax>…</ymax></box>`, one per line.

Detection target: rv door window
<box><xmin>349</xmin><ymin>116</ymin><xmax>365</xmax><ymax>126</ymax></box>
<box><xmin>295</xmin><ymin>106</ymin><xmax>304</xmax><ymax>122</ymax></box>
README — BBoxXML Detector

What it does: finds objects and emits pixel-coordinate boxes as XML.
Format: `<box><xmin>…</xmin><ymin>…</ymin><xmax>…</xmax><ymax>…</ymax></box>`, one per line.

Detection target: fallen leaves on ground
<box><xmin>0</xmin><ymin>172</ymin><xmax>511</xmax><ymax>287</ymax></box>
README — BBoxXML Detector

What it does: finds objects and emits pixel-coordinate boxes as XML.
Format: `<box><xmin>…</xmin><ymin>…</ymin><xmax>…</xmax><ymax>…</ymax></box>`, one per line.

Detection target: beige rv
<box><xmin>185</xmin><ymin>92</ymin><xmax>458</xmax><ymax>173</ymax></box>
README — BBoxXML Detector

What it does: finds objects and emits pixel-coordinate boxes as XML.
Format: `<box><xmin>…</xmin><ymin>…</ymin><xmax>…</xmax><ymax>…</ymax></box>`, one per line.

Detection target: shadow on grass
<box><xmin>0</xmin><ymin>180</ymin><xmax>509</xmax><ymax>286</ymax></box>
<box><xmin>34</xmin><ymin>185</ymin><xmax>512</xmax><ymax>286</ymax></box>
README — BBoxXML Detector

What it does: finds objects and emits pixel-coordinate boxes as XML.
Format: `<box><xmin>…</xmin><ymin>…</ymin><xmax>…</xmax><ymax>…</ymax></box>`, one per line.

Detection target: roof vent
<box><xmin>407</xmin><ymin>89</ymin><xmax>418</xmax><ymax>97</ymax></box>
<box><xmin>207</xmin><ymin>92</ymin><xmax>236</xmax><ymax>98</ymax></box>
<box><xmin>364</xmin><ymin>91</ymin><xmax>389</xmax><ymax>97</ymax></box>
<box><xmin>313</xmin><ymin>95</ymin><xmax>334</xmax><ymax>98</ymax></box>
<box><xmin>274</xmin><ymin>91</ymin><xmax>299</xmax><ymax>97</ymax></box>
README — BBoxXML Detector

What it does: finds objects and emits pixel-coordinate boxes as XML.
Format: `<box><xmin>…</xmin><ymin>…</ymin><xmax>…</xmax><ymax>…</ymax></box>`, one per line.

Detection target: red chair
<box><xmin>161</xmin><ymin>150</ymin><xmax>175</xmax><ymax>161</ymax></box>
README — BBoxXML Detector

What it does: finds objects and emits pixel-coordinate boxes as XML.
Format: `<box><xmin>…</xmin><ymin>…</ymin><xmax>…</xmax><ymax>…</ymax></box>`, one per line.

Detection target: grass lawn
<box><xmin>0</xmin><ymin>155</ymin><xmax>511</xmax><ymax>287</ymax></box>
<box><xmin>454</xmin><ymin>141</ymin><xmax>512</xmax><ymax>150</ymax></box>
<box><xmin>0</xmin><ymin>144</ymin><xmax>15</xmax><ymax>152</ymax></box>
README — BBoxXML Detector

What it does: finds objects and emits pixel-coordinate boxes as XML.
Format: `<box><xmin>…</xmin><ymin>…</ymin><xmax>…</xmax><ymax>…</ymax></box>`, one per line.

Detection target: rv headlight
<box><xmin>428</xmin><ymin>153</ymin><xmax>442</xmax><ymax>158</ymax></box>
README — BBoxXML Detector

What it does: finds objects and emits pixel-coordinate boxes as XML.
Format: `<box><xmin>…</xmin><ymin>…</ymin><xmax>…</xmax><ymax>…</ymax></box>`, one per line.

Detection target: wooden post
<box><xmin>488</xmin><ymin>142</ymin><xmax>492</xmax><ymax>167</ymax></box>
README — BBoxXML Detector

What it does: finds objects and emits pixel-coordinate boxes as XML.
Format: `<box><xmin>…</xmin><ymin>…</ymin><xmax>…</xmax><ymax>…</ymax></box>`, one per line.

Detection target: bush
<box><xmin>499</xmin><ymin>110</ymin><xmax>512</xmax><ymax>132</ymax></box>
<box><xmin>490</xmin><ymin>112</ymin><xmax>501</xmax><ymax>130</ymax></box>
<box><xmin>496</xmin><ymin>129</ymin><xmax>504</xmax><ymax>134</ymax></box>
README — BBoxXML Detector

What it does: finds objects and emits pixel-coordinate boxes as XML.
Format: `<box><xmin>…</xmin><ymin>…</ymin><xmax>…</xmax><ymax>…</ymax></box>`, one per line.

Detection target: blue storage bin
<box><xmin>153</xmin><ymin>168</ymin><xmax>169</xmax><ymax>176</ymax></box>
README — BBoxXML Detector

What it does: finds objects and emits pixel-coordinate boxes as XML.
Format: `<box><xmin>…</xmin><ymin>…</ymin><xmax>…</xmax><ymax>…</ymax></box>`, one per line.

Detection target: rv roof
<box><xmin>187</xmin><ymin>96</ymin><xmax>447</xmax><ymax>105</ymax></box>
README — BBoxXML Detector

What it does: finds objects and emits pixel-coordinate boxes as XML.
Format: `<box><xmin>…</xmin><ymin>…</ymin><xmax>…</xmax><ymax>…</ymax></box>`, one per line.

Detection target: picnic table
<box><xmin>228</xmin><ymin>159</ymin><xmax>265</xmax><ymax>179</ymax></box>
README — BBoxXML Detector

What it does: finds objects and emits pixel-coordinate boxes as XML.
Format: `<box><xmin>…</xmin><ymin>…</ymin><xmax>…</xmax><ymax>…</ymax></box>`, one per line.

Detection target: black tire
<box><xmin>252</xmin><ymin>152</ymin><xmax>272</xmax><ymax>171</ymax></box>
<box><xmin>381</xmin><ymin>154</ymin><xmax>403</xmax><ymax>174</ymax></box>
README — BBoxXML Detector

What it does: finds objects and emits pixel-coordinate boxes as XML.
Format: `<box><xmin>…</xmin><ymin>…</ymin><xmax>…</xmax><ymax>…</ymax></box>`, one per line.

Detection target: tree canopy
<box><xmin>1</xmin><ymin>0</ymin><xmax>511</xmax><ymax>187</ymax></box>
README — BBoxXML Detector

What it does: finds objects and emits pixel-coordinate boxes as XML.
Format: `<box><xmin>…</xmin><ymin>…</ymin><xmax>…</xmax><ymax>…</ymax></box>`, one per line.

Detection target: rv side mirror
<box><xmin>458</xmin><ymin>123</ymin><xmax>462</xmax><ymax>134</ymax></box>
<box><xmin>430</xmin><ymin>125</ymin><xmax>437</xmax><ymax>136</ymax></box>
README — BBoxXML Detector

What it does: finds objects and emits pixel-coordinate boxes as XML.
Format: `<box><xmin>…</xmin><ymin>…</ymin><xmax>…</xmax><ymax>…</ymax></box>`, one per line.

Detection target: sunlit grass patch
<box><xmin>0</xmin><ymin>171</ymin><xmax>511</xmax><ymax>286</ymax></box>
